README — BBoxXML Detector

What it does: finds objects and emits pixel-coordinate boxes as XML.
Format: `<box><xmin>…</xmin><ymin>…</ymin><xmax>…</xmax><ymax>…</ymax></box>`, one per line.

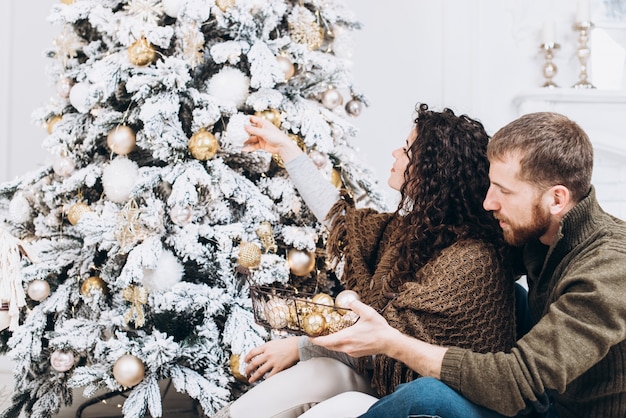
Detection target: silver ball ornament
<box><xmin>50</xmin><ymin>350</ymin><xmax>75</xmax><ymax>372</ymax></box>
<box><xmin>345</xmin><ymin>99</ymin><xmax>363</xmax><ymax>117</ymax></box>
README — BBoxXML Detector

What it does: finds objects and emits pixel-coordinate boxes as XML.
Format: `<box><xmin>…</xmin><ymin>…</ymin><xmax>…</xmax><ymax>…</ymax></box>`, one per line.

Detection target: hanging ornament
<box><xmin>330</xmin><ymin>168</ymin><xmax>342</xmax><ymax>188</ymax></box>
<box><xmin>255</xmin><ymin>222</ymin><xmax>277</xmax><ymax>253</ymax></box>
<box><xmin>287</xmin><ymin>248</ymin><xmax>316</xmax><ymax>276</ymax></box>
<box><xmin>128</xmin><ymin>37</ymin><xmax>156</xmax><ymax>67</ymax></box>
<box><xmin>254</xmin><ymin>109</ymin><xmax>281</xmax><ymax>128</ymax></box>
<box><xmin>80</xmin><ymin>276</ymin><xmax>107</xmax><ymax>296</ymax></box>
<box><xmin>288</xmin><ymin>7</ymin><xmax>324</xmax><ymax>50</ymax></box>
<box><xmin>311</xmin><ymin>293</ymin><xmax>334</xmax><ymax>315</ymax></box>
<box><xmin>55</xmin><ymin>77</ymin><xmax>73</xmax><ymax>98</ymax></box>
<box><xmin>215</xmin><ymin>0</ymin><xmax>235</xmax><ymax>12</ymax></box>
<box><xmin>27</xmin><ymin>279</ymin><xmax>50</xmax><ymax>302</ymax></box>
<box><xmin>273</xmin><ymin>134</ymin><xmax>306</xmax><ymax>168</ymax></box>
<box><xmin>141</xmin><ymin>250</ymin><xmax>183</xmax><ymax>292</ymax></box>
<box><xmin>237</xmin><ymin>242</ymin><xmax>262</xmax><ymax>269</ymax></box>
<box><xmin>302</xmin><ymin>311</ymin><xmax>327</xmax><ymax>337</ymax></box>
<box><xmin>169</xmin><ymin>205</ymin><xmax>193</xmax><ymax>226</ymax></box>
<box><xmin>50</xmin><ymin>350</ymin><xmax>75</xmax><ymax>372</ymax></box>
<box><xmin>113</xmin><ymin>354</ymin><xmax>145</xmax><ymax>387</ymax></box>
<box><xmin>52</xmin><ymin>155</ymin><xmax>75</xmax><ymax>177</ymax></box>
<box><xmin>67</xmin><ymin>202</ymin><xmax>91</xmax><ymax>225</ymax></box>
<box><xmin>328</xmin><ymin>310</ymin><xmax>359</xmax><ymax>333</ymax></box>
<box><xmin>107</xmin><ymin>125</ymin><xmax>137</xmax><ymax>156</ymax></box>
<box><xmin>265</xmin><ymin>297</ymin><xmax>290</xmax><ymax>329</ymax></box>
<box><xmin>69</xmin><ymin>82</ymin><xmax>92</xmax><ymax>114</ymax></box>
<box><xmin>162</xmin><ymin>0</ymin><xmax>184</xmax><ymax>17</ymax></box>
<box><xmin>102</xmin><ymin>157</ymin><xmax>139</xmax><ymax>203</ymax></box>
<box><xmin>345</xmin><ymin>99</ymin><xmax>363</xmax><ymax>117</ymax></box>
<box><xmin>47</xmin><ymin>115</ymin><xmax>63</xmax><ymax>134</ymax></box>
<box><xmin>309</xmin><ymin>150</ymin><xmax>328</xmax><ymax>169</ymax></box>
<box><xmin>276</xmin><ymin>55</ymin><xmax>295</xmax><ymax>81</ymax></box>
<box><xmin>321</xmin><ymin>88</ymin><xmax>343</xmax><ymax>110</ymax></box>
<box><xmin>335</xmin><ymin>289</ymin><xmax>360</xmax><ymax>315</ymax></box>
<box><xmin>189</xmin><ymin>129</ymin><xmax>219</xmax><ymax>160</ymax></box>
<box><xmin>8</xmin><ymin>192</ymin><xmax>31</xmax><ymax>224</ymax></box>
<box><xmin>229</xmin><ymin>353</ymin><xmax>248</xmax><ymax>382</ymax></box>
<box><xmin>122</xmin><ymin>285</ymin><xmax>148</xmax><ymax>327</ymax></box>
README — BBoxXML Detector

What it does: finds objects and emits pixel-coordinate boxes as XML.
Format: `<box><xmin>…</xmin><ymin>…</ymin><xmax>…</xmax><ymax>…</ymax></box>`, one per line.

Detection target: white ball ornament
<box><xmin>162</xmin><ymin>0</ymin><xmax>184</xmax><ymax>17</ymax></box>
<box><xmin>50</xmin><ymin>350</ymin><xmax>75</xmax><ymax>372</ymax></box>
<box><xmin>52</xmin><ymin>155</ymin><xmax>75</xmax><ymax>177</ymax></box>
<box><xmin>102</xmin><ymin>158</ymin><xmax>139</xmax><ymax>203</ymax></box>
<box><xmin>27</xmin><ymin>279</ymin><xmax>51</xmax><ymax>302</ymax></box>
<box><xmin>8</xmin><ymin>192</ymin><xmax>32</xmax><ymax>223</ymax></box>
<box><xmin>321</xmin><ymin>88</ymin><xmax>343</xmax><ymax>110</ymax></box>
<box><xmin>107</xmin><ymin>126</ymin><xmax>136</xmax><ymax>155</ymax></box>
<box><xmin>207</xmin><ymin>67</ymin><xmax>250</xmax><ymax>109</ymax></box>
<box><xmin>69</xmin><ymin>82</ymin><xmax>92</xmax><ymax>113</ymax></box>
<box><xmin>142</xmin><ymin>250</ymin><xmax>184</xmax><ymax>291</ymax></box>
<box><xmin>55</xmin><ymin>77</ymin><xmax>73</xmax><ymax>99</ymax></box>
<box><xmin>169</xmin><ymin>205</ymin><xmax>193</xmax><ymax>226</ymax></box>
<box><xmin>113</xmin><ymin>354</ymin><xmax>145</xmax><ymax>387</ymax></box>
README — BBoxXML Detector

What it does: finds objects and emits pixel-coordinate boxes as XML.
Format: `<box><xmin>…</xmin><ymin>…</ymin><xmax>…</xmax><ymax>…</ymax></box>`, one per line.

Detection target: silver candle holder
<box><xmin>540</xmin><ymin>42</ymin><xmax>560</xmax><ymax>88</ymax></box>
<box><xmin>572</xmin><ymin>21</ymin><xmax>595</xmax><ymax>89</ymax></box>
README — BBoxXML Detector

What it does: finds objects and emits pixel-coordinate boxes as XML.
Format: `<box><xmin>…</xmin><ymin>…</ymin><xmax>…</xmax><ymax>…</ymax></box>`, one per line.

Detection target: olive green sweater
<box><xmin>440</xmin><ymin>188</ymin><xmax>626</xmax><ymax>418</ymax></box>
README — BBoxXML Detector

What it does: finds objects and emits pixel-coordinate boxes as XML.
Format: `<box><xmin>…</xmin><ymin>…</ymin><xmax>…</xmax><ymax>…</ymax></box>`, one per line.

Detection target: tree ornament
<box><xmin>345</xmin><ymin>99</ymin><xmax>363</xmax><ymax>117</ymax></box>
<box><xmin>52</xmin><ymin>155</ymin><xmax>75</xmax><ymax>177</ymax></box>
<box><xmin>69</xmin><ymin>82</ymin><xmax>92</xmax><ymax>113</ymax></box>
<box><xmin>215</xmin><ymin>0</ymin><xmax>235</xmax><ymax>12</ymax></box>
<box><xmin>321</xmin><ymin>88</ymin><xmax>343</xmax><ymax>110</ymax></box>
<box><xmin>0</xmin><ymin>304</ymin><xmax>10</xmax><ymax>332</ymax></box>
<box><xmin>128</xmin><ymin>37</ymin><xmax>156</xmax><ymax>67</ymax></box>
<box><xmin>50</xmin><ymin>350</ymin><xmax>75</xmax><ymax>372</ymax></box>
<box><xmin>311</xmin><ymin>292</ymin><xmax>334</xmax><ymax>314</ymax></box>
<box><xmin>189</xmin><ymin>129</ymin><xmax>219</xmax><ymax>160</ymax></box>
<box><xmin>302</xmin><ymin>311</ymin><xmax>327</xmax><ymax>337</ymax></box>
<box><xmin>102</xmin><ymin>157</ymin><xmax>139</xmax><ymax>203</ymax></box>
<box><xmin>229</xmin><ymin>353</ymin><xmax>248</xmax><ymax>382</ymax></box>
<box><xmin>55</xmin><ymin>77</ymin><xmax>73</xmax><ymax>98</ymax></box>
<box><xmin>60</xmin><ymin>0</ymin><xmax>75</xmax><ymax>4</ymax></box>
<box><xmin>169</xmin><ymin>205</ymin><xmax>193</xmax><ymax>226</ymax></box>
<box><xmin>80</xmin><ymin>276</ymin><xmax>107</xmax><ymax>296</ymax></box>
<box><xmin>255</xmin><ymin>222</ymin><xmax>277</xmax><ymax>253</ymax></box>
<box><xmin>330</xmin><ymin>168</ymin><xmax>342</xmax><ymax>188</ymax></box>
<box><xmin>113</xmin><ymin>354</ymin><xmax>145</xmax><ymax>387</ymax></box>
<box><xmin>67</xmin><ymin>202</ymin><xmax>91</xmax><ymax>225</ymax></box>
<box><xmin>273</xmin><ymin>134</ymin><xmax>306</xmax><ymax>168</ymax></box>
<box><xmin>328</xmin><ymin>310</ymin><xmax>358</xmax><ymax>333</ymax></box>
<box><xmin>27</xmin><ymin>279</ymin><xmax>50</xmax><ymax>302</ymax></box>
<box><xmin>107</xmin><ymin>125</ymin><xmax>137</xmax><ymax>155</ymax></box>
<box><xmin>265</xmin><ymin>297</ymin><xmax>290</xmax><ymax>329</ymax></box>
<box><xmin>287</xmin><ymin>248</ymin><xmax>316</xmax><ymax>276</ymax></box>
<box><xmin>288</xmin><ymin>8</ymin><xmax>324</xmax><ymax>50</ymax></box>
<box><xmin>254</xmin><ymin>109</ymin><xmax>281</xmax><ymax>128</ymax></box>
<box><xmin>8</xmin><ymin>192</ymin><xmax>31</xmax><ymax>224</ymax></box>
<box><xmin>237</xmin><ymin>242</ymin><xmax>262</xmax><ymax>269</ymax></box>
<box><xmin>122</xmin><ymin>285</ymin><xmax>148</xmax><ymax>327</ymax></box>
<box><xmin>276</xmin><ymin>55</ymin><xmax>295</xmax><ymax>81</ymax></box>
<box><xmin>162</xmin><ymin>0</ymin><xmax>184</xmax><ymax>17</ymax></box>
<box><xmin>309</xmin><ymin>150</ymin><xmax>328</xmax><ymax>169</ymax></box>
<box><xmin>141</xmin><ymin>250</ymin><xmax>183</xmax><ymax>292</ymax></box>
<box><xmin>47</xmin><ymin>115</ymin><xmax>63</xmax><ymax>134</ymax></box>
<box><xmin>335</xmin><ymin>289</ymin><xmax>360</xmax><ymax>315</ymax></box>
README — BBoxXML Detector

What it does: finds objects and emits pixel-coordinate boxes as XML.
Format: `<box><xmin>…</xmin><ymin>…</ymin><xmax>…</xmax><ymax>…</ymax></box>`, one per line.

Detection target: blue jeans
<box><xmin>358</xmin><ymin>377</ymin><xmax>507</xmax><ymax>418</ymax></box>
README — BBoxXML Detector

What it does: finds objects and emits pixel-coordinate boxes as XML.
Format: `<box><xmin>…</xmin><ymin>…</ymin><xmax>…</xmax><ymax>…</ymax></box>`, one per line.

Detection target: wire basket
<box><xmin>249</xmin><ymin>284</ymin><xmax>359</xmax><ymax>336</ymax></box>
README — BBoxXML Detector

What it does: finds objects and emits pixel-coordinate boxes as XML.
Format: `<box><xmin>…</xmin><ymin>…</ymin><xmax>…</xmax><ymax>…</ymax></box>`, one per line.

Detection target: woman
<box><xmin>215</xmin><ymin>104</ymin><xmax>517</xmax><ymax>418</ymax></box>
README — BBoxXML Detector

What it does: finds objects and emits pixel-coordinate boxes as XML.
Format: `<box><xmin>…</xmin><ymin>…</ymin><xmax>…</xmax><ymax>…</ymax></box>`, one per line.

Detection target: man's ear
<box><xmin>548</xmin><ymin>185</ymin><xmax>573</xmax><ymax>216</ymax></box>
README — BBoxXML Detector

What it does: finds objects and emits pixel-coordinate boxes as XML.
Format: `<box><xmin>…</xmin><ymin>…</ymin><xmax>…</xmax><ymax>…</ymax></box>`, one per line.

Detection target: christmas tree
<box><xmin>0</xmin><ymin>0</ymin><xmax>384</xmax><ymax>417</ymax></box>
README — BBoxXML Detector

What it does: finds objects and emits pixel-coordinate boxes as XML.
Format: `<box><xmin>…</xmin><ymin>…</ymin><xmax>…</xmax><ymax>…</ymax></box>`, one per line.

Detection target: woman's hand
<box><xmin>243</xmin><ymin>116</ymin><xmax>304</xmax><ymax>163</ymax></box>
<box><xmin>243</xmin><ymin>336</ymin><xmax>300</xmax><ymax>383</ymax></box>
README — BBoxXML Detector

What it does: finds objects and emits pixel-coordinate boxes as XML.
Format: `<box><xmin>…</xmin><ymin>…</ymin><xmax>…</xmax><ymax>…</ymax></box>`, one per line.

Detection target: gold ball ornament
<box><xmin>237</xmin><ymin>242</ymin><xmax>262</xmax><ymax>269</ymax></box>
<box><xmin>254</xmin><ymin>109</ymin><xmax>281</xmax><ymax>128</ymax></box>
<box><xmin>335</xmin><ymin>290</ymin><xmax>360</xmax><ymax>315</ymax></box>
<box><xmin>276</xmin><ymin>55</ymin><xmax>295</xmax><ymax>81</ymax></box>
<box><xmin>67</xmin><ymin>202</ymin><xmax>91</xmax><ymax>225</ymax></box>
<box><xmin>128</xmin><ymin>37</ymin><xmax>156</xmax><ymax>67</ymax></box>
<box><xmin>229</xmin><ymin>353</ymin><xmax>248</xmax><ymax>382</ymax></box>
<box><xmin>311</xmin><ymin>293</ymin><xmax>334</xmax><ymax>314</ymax></box>
<box><xmin>80</xmin><ymin>276</ymin><xmax>108</xmax><ymax>296</ymax></box>
<box><xmin>327</xmin><ymin>310</ymin><xmax>345</xmax><ymax>334</ymax></box>
<box><xmin>189</xmin><ymin>129</ymin><xmax>219</xmax><ymax>160</ymax></box>
<box><xmin>113</xmin><ymin>354</ymin><xmax>145</xmax><ymax>387</ymax></box>
<box><xmin>287</xmin><ymin>248</ymin><xmax>316</xmax><ymax>276</ymax></box>
<box><xmin>302</xmin><ymin>312</ymin><xmax>327</xmax><ymax>337</ymax></box>
<box><xmin>50</xmin><ymin>350</ymin><xmax>75</xmax><ymax>372</ymax></box>
<box><xmin>216</xmin><ymin>0</ymin><xmax>235</xmax><ymax>12</ymax></box>
<box><xmin>330</xmin><ymin>168</ymin><xmax>342</xmax><ymax>188</ymax></box>
<box><xmin>265</xmin><ymin>297</ymin><xmax>290</xmax><ymax>329</ymax></box>
<box><xmin>27</xmin><ymin>279</ymin><xmax>51</xmax><ymax>302</ymax></box>
<box><xmin>47</xmin><ymin>115</ymin><xmax>63</xmax><ymax>134</ymax></box>
<box><xmin>107</xmin><ymin>125</ymin><xmax>137</xmax><ymax>155</ymax></box>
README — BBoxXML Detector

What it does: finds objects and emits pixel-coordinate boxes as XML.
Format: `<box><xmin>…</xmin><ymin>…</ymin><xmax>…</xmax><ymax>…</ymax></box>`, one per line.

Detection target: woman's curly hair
<box><xmin>393</xmin><ymin>104</ymin><xmax>504</xmax><ymax>281</ymax></box>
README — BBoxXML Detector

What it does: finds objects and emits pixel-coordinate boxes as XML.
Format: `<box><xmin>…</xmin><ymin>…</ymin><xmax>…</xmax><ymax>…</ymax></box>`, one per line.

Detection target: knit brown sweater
<box><xmin>326</xmin><ymin>198</ymin><xmax>517</xmax><ymax>397</ymax></box>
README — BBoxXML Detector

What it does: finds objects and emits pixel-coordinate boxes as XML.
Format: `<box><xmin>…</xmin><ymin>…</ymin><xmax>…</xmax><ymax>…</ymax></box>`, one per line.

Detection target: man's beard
<box><xmin>499</xmin><ymin>201</ymin><xmax>551</xmax><ymax>247</ymax></box>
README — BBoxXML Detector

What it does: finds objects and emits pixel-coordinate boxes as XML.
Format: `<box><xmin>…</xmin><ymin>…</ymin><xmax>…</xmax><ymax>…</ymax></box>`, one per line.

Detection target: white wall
<box><xmin>1</xmin><ymin>0</ymin><xmax>624</xmax><ymax>207</ymax></box>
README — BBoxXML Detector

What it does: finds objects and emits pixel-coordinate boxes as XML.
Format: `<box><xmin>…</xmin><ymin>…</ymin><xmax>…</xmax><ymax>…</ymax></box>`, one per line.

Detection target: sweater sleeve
<box><xmin>284</xmin><ymin>154</ymin><xmax>340</xmax><ymax>225</ymax></box>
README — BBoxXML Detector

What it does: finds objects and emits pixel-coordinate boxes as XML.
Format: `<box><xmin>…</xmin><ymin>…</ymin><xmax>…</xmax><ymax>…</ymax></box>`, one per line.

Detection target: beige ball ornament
<box><xmin>107</xmin><ymin>126</ymin><xmax>136</xmax><ymax>155</ymax></box>
<box><xmin>334</xmin><ymin>289</ymin><xmax>360</xmax><ymax>315</ymax></box>
<box><xmin>302</xmin><ymin>312</ymin><xmax>327</xmax><ymax>337</ymax></box>
<box><xmin>321</xmin><ymin>88</ymin><xmax>343</xmax><ymax>110</ymax></box>
<box><xmin>50</xmin><ymin>350</ymin><xmax>75</xmax><ymax>372</ymax></box>
<box><xmin>265</xmin><ymin>297</ymin><xmax>290</xmax><ymax>329</ymax></box>
<box><xmin>237</xmin><ymin>242</ymin><xmax>262</xmax><ymax>269</ymax></box>
<box><xmin>113</xmin><ymin>354</ymin><xmax>145</xmax><ymax>387</ymax></box>
<box><xmin>67</xmin><ymin>202</ymin><xmax>91</xmax><ymax>225</ymax></box>
<box><xmin>27</xmin><ymin>279</ymin><xmax>51</xmax><ymax>302</ymax></box>
<box><xmin>311</xmin><ymin>292</ymin><xmax>334</xmax><ymax>314</ymax></box>
<box><xmin>254</xmin><ymin>109</ymin><xmax>281</xmax><ymax>128</ymax></box>
<box><xmin>288</xmin><ymin>248</ymin><xmax>316</xmax><ymax>276</ymax></box>
<box><xmin>276</xmin><ymin>55</ymin><xmax>295</xmax><ymax>81</ymax></box>
<box><xmin>189</xmin><ymin>129</ymin><xmax>219</xmax><ymax>160</ymax></box>
<box><xmin>128</xmin><ymin>37</ymin><xmax>156</xmax><ymax>67</ymax></box>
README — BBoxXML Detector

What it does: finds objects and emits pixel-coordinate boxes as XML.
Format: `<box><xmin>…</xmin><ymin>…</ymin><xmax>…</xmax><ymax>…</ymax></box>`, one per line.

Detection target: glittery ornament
<box><xmin>189</xmin><ymin>129</ymin><xmax>219</xmax><ymax>160</ymax></box>
<box><xmin>128</xmin><ymin>37</ymin><xmax>156</xmax><ymax>67</ymax></box>
<box><xmin>334</xmin><ymin>289</ymin><xmax>360</xmax><ymax>315</ymax></box>
<box><xmin>50</xmin><ymin>350</ymin><xmax>75</xmax><ymax>372</ymax></box>
<box><xmin>113</xmin><ymin>354</ymin><xmax>145</xmax><ymax>387</ymax></box>
<box><xmin>288</xmin><ymin>7</ymin><xmax>324</xmax><ymax>50</ymax></box>
<box><xmin>27</xmin><ymin>279</ymin><xmax>50</xmax><ymax>302</ymax></box>
<box><xmin>215</xmin><ymin>0</ymin><xmax>235</xmax><ymax>12</ymax></box>
<box><xmin>302</xmin><ymin>312</ymin><xmax>327</xmax><ymax>336</ymax></box>
<box><xmin>122</xmin><ymin>285</ymin><xmax>148</xmax><ymax>327</ymax></box>
<box><xmin>80</xmin><ymin>276</ymin><xmax>107</xmax><ymax>296</ymax></box>
<box><xmin>230</xmin><ymin>353</ymin><xmax>248</xmax><ymax>382</ymax></box>
<box><xmin>237</xmin><ymin>242</ymin><xmax>262</xmax><ymax>269</ymax></box>
<box><xmin>287</xmin><ymin>248</ymin><xmax>316</xmax><ymax>276</ymax></box>
<box><xmin>67</xmin><ymin>202</ymin><xmax>91</xmax><ymax>225</ymax></box>
<box><xmin>265</xmin><ymin>297</ymin><xmax>290</xmax><ymax>329</ymax></box>
<box><xmin>107</xmin><ymin>125</ymin><xmax>137</xmax><ymax>155</ymax></box>
<box><xmin>255</xmin><ymin>222</ymin><xmax>277</xmax><ymax>253</ymax></box>
<box><xmin>330</xmin><ymin>168</ymin><xmax>342</xmax><ymax>188</ymax></box>
<box><xmin>254</xmin><ymin>109</ymin><xmax>281</xmax><ymax>128</ymax></box>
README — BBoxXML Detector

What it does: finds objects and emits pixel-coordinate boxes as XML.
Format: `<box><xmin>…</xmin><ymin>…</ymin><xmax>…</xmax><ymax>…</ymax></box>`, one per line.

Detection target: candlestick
<box><xmin>540</xmin><ymin>42</ymin><xmax>560</xmax><ymax>88</ymax></box>
<box><xmin>542</xmin><ymin>21</ymin><xmax>556</xmax><ymax>45</ymax></box>
<box><xmin>576</xmin><ymin>0</ymin><xmax>590</xmax><ymax>24</ymax></box>
<box><xmin>572</xmin><ymin>21</ymin><xmax>595</xmax><ymax>89</ymax></box>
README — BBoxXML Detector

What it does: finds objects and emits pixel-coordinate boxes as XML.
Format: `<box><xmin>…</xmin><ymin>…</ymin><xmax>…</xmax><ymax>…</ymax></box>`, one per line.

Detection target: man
<box><xmin>310</xmin><ymin>112</ymin><xmax>626</xmax><ymax>418</ymax></box>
